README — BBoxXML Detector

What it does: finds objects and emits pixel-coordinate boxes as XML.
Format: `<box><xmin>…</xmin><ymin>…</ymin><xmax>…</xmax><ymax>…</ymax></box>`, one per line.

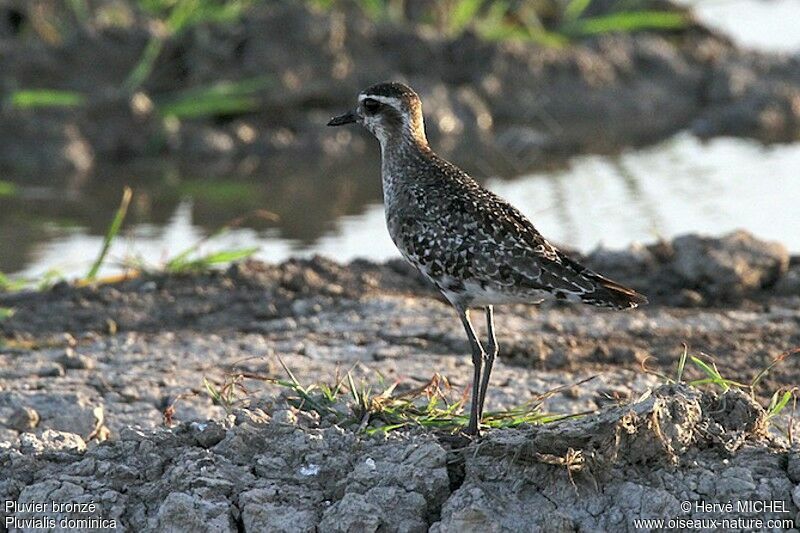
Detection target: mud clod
<box><xmin>1</xmin><ymin>384</ymin><xmax>790</xmax><ymax>531</ymax></box>
<box><xmin>435</xmin><ymin>385</ymin><xmax>793</xmax><ymax>531</ymax></box>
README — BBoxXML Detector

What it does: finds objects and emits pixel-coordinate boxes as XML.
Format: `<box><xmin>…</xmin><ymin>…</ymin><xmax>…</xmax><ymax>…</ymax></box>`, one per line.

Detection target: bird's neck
<box><xmin>379</xmin><ymin>133</ymin><xmax>431</xmax><ymax>163</ymax></box>
<box><xmin>379</xmin><ymin>135</ymin><xmax>433</xmax><ymax>201</ymax></box>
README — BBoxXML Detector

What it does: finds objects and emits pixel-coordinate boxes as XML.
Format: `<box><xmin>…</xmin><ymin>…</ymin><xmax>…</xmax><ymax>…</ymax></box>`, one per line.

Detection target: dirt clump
<box><xmin>0</xmin><ymin>384</ymin><xmax>795</xmax><ymax>531</ymax></box>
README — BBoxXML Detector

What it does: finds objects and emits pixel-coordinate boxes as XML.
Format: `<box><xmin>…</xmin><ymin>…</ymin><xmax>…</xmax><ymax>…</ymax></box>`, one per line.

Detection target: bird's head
<box><xmin>327</xmin><ymin>82</ymin><xmax>427</xmax><ymax>148</ymax></box>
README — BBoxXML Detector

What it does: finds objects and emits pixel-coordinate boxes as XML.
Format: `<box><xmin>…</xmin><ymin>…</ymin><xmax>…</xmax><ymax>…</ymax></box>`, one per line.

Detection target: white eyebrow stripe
<box><xmin>358</xmin><ymin>94</ymin><xmax>403</xmax><ymax>108</ymax></box>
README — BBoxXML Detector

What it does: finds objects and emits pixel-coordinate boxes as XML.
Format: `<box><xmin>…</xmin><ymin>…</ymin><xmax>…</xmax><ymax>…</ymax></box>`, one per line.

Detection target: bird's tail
<box><xmin>581</xmin><ymin>271</ymin><xmax>648</xmax><ymax>309</ymax></box>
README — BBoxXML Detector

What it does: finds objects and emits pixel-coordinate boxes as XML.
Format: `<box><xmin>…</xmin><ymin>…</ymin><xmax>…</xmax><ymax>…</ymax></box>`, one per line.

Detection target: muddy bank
<box><xmin>0</xmin><ymin>383</ymin><xmax>797</xmax><ymax>531</ymax></box>
<box><xmin>0</xmin><ymin>230</ymin><xmax>799</xmax><ymax>528</ymax></box>
<box><xmin>0</xmin><ymin>229</ymin><xmax>798</xmax><ymax>439</ymax></box>
<box><xmin>2</xmin><ymin>2</ymin><xmax>800</xmax><ymax>180</ymax></box>
<box><xmin>0</xmin><ymin>230</ymin><xmax>794</xmax><ymax>336</ymax></box>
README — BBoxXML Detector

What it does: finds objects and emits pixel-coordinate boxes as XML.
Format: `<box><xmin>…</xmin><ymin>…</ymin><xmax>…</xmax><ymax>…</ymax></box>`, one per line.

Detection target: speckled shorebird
<box><xmin>328</xmin><ymin>82</ymin><xmax>647</xmax><ymax>435</ymax></box>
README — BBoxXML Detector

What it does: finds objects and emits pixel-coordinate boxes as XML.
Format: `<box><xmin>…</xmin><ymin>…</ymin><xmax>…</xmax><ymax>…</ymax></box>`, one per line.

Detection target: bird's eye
<box><xmin>363</xmin><ymin>98</ymin><xmax>380</xmax><ymax>114</ymax></box>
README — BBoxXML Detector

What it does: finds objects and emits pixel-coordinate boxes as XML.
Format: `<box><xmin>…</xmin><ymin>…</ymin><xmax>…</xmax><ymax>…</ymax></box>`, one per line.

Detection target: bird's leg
<box><xmin>457</xmin><ymin>307</ymin><xmax>484</xmax><ymax>435</ymax></box>
<box><xmin>478</xmin><ymin>305</ymin><xmax>498</xmax><ymax>419</ymax></box>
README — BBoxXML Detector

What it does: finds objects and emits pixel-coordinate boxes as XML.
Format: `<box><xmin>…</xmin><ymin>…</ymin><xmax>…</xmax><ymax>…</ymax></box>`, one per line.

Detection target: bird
<box><xmin>328</xmin><ymin>82</ymin><xmax>647</xmax><ymax>435</ymax></box>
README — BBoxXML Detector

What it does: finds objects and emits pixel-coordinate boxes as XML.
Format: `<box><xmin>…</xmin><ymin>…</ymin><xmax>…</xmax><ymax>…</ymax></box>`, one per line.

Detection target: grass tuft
<box><xmin>159</xmin><ymin>210</ymin><xmax>276</xmax><ymax>274</ymax></box>
<box><xmin>205</xmin><ymin>357</ymin><xmax>589</xmax><ymax>435</ymax></box>
<box><xmin>203</xmin><ymin>375</ymin><xmax>247</xmax><ymax>414</ymax></box>
<box><xmin>687</xmin><ymin>355</ymin><xmax>746</xmax><ymax>392</ymax></box>
<box><xmin>644</xmin><ymin>345</ymin><xmax>799</xmax><ymax>437</ymax></box>
<box><xmin>766</xmin><ymin>388</ymin><xmax>796</xmax><ymax>420</ymax></box>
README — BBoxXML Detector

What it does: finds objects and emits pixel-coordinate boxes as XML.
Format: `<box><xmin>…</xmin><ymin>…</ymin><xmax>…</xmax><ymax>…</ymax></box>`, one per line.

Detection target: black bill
<box><xmin>327</xmin><ymin>110</ymin><xmax>358</xmax><ymax>126</ymax></box>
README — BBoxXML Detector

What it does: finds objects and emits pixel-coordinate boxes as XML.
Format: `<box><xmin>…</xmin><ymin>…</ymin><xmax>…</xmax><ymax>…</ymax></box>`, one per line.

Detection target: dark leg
<box><xmin>456</xmin><ymin>306</ymin><xmax>484</xmax><ymax>435</ymax></box>
<box><xmin>478</xmin><ymin>305</ymin><xmax>498</xmax><ymax>419</ymax></box>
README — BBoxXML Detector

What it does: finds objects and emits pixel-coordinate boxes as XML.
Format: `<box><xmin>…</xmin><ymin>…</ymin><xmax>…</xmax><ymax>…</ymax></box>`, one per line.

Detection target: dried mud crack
<box><xmin>0</xmin><ymin>385</ymin><xmax>796</xmax><ymax>531</ymax></box>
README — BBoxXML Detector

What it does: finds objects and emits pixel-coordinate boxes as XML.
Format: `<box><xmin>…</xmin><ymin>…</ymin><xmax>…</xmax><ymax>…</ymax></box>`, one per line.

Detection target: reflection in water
<box><xmin>609</xmin><ymin>157</ymin><xmax>666</xmax><ymax>241</ymax></box>
<box><xmin>0</xmin><ymin>151</ymin><xmax>383</xmax><ymax>275</ymax></box>
<box><xmin>491</xmin><ymin>133</ymin><xmax>800</xmax><ymax>252</ymax></box>
<box><xmin>3</xmin><ymin>133</ymin><xmax>800</xmax><ymax>279</ymax></box>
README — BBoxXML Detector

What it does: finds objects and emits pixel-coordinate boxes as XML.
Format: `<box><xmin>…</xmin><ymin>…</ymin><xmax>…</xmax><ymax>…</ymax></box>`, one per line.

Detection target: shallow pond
<box><xmin>3</xmin><ymin>132</ymin><xmax>799</xmax><ymax>280</ymax></box>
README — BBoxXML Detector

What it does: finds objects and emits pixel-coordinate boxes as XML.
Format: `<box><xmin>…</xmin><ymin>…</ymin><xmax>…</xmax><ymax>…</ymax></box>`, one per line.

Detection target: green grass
<box><xmin>766</xmin><ymin>388</ymin><xmax>795</xmax><ymax>421</ymax></box>
<box><xmin>165</xmin><ymin>247</ymin><xmax>259</xmax><ymax>274</ymax></box>
<box><xmin>646</xmin><ymin>345</ymin><xmax>799</xmax><ymax>430</ymax></box>
<box><xmin>15</xmin><ymin>0</ymin><xmax>689</xmax><ymax>117</ymax></box>
<box><xmin>447</xmin><ymin>0</ymin><xmax>485</xmax><ymax>35</ymax></box>
<box><xmin>0</xmin><ymin>202</ymin><xmax>274</xmax><ymax>294</ymax></box>
<box><xmin>67</xmin><ymin>0</ymin><xmax>91</xmax><ymax>24</ymax></box>
<box><xmin>560</xmin><ymin>10</ymin><xmax>688</xmax><ymax>37</ymax></box>
<box><xmin>124</xmin><ymin>0</ymin><xmax>255</xmax><ymax>92</ymax></box>
<box><xmin>0</xmin><ymin>181</ymin><xmax>17</xmax><ymax>198</ymax></box>
<box><xmin>564</xmin><ymin>0</ymin><xmax>593</xmax><ymax>21</ymax></box>
<box><xmin>158</xmin><ymin>209</ymin><xmax>275</xmax><ymax>274</ymax></box>
<box><xmin>0</xmin><ymin>268</ymin><xmax>67</xmax><ymax>293</ymax></box>
<box><xmin>203</xmin><ymin>375</ymin><xmax>247</xmax><ymax>413</ymax></box>
<box><xmin>158</xmin><ymin>76</ymin><xmax>272</xmax><ymax>119</ymax></box>
<box><xmin>87</xmin><ymin>187</ymin><xmax>133</xmax><ymax>280</ymax></box>
<box><xmin>330</xmin><ymin>0</ymin><xmax>690</xmax><ymax>44</ymax></box>
<box><xmin>0</xmin><ymin>272</ymin><xmax>27</xmax><ymax>292</ymax></box>
<box><xmin>686</xmin><ymin>355</ymin><xmax>746</xmax><ymax>392</ymax></box>
<box><xmin>0</xmin><ymin>307</ymin><xmax>14</xmax><ymax>320</ymax></box>
<box><xmin>9</xmin><ymin>89</ymin><xmax>85</xmax><ymax>109</ymax></box>
<box><xmin>203</xmin><ymin>357</ymin><xmax>587</xmax><ymax>435</ymax></box>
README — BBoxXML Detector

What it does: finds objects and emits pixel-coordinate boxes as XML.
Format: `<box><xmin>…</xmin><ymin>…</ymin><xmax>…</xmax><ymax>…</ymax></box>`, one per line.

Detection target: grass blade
<box><xmin>203</xmin><ymin>376</ymin><xmax>224</xmax><ymax>405</ymax></box>
<box><xmin>564</xmin><ymin>0</ymin><xmax>593</xmax><ymax>21</ymax></box>
<box><xmin>277</xmin><ymin>355</ymin><xmax>301</xmax><ymax>387</ymax></box>
<box><xmin>166</xmin><ymin>247</ymin><xmax>258</xmax><ymax>274</ymax></box>
<box><xmin>560</xmin><ymin>11</ymin><xmax>688</xmax><ymax>37</ymax></box>
<box><xmin>767</xmin><ymin>389</ymin><xmax>796</xmax><ymax>419</ymax></box>
<box><xmin>690</xmin><ymin>356</ymin><xmax>722</xmax><ymax>381</ymax></box>
<box><xmin>675</xmin><ymin>343</ymin><xmax>688</xmax><ymax>383</ymax></box>
<box><xmin>688</xmin><ymin>355</ymin><xmax>746</xmax><ymax>391</ymax></box>
<box><xmin>162</xmin><ymin>209</ymin><xmax>276</xmax><ymax>273</ymax></box>
<box><xmin>449</xmin><ymin>0</ymin><xmax>485</xmax><ymax>34</ymax></box>
<box><xmin>10</xmin><ymin>89</ymin><xmax>85</xmax><ymax>109</ymax></box>
<box><xmin>87</xmin><ymin>187</ymin><xmax>133</xmax><ymax>280</ymax></box>
<box><xmin>160</xmin><ymin>95</ymin><xmax>258</xmax><ymax>119</ymax></box>
<box><xmin>158</xmin><ymin>77</ymin><xmax>273</xmax><ymax>119</ymax></box>
<box><xmin>123</xmin><ymin>37</ymin><xmax>164</xmax><ymax>93</ymax></box>
<box><xmin>125</xmin><ymin>0</ymin><xmax>253</xmax><ymax>92</ymax></box>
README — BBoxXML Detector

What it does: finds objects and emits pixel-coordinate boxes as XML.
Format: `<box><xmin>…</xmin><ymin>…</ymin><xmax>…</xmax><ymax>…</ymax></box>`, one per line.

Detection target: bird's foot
<box><xmin>462</xmin><ymin>421</ymin><xmax>483</xmax><ymax>438</ymax></box>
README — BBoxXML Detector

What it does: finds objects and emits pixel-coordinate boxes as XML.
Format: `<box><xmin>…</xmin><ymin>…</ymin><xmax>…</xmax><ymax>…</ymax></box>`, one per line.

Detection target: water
<box><xmin>681</xmin><ymin>0</ymin><xmax>800</xmax><ymax>53</ymax></box>
<box><xmin>5</xmin><ymin>132</ymin><xmax>799</xmax><ymax>280</ymax></box>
